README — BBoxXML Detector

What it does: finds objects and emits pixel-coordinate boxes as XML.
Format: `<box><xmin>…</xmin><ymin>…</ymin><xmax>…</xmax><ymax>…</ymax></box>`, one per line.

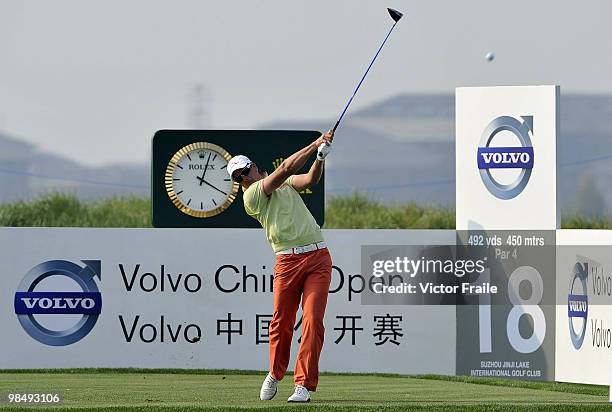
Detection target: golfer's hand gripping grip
<box><xmin>331</xmin><ymin>120</ymin><xmax>340</xmax><ymax>134</ymax></box>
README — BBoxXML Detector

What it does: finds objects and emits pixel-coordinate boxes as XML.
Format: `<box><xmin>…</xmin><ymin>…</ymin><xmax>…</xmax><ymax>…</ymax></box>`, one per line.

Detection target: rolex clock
<box><xmin>152</xmin><ymin>130</ymin><xmax>324</xmax><ymax>228</ymax></box>
<box><xmin>165</xmin><ymin>142</ymin><xmax>239</xmax><ymax>218</ymax></box>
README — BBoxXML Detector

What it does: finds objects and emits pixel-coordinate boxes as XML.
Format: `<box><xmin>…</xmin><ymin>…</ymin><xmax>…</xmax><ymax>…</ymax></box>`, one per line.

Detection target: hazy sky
<box><xmin>1</xmin><ymin>0</ymin><xmax>611</xmax><ymax>166</ymax></box>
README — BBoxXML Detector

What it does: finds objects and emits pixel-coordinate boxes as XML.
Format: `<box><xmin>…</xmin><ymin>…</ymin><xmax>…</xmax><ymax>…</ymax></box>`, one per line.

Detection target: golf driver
<box><xmin>331</xmin><ymin>8</ymin><xmax>403</xmax><ymax>134</ymax></box>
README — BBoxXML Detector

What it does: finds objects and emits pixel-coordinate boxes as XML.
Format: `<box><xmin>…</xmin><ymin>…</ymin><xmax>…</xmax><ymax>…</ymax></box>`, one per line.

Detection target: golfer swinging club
<box><xmin>227</xmin><ymin>131</ymin><xmax>334</xmax><ymax>403</ymax></box>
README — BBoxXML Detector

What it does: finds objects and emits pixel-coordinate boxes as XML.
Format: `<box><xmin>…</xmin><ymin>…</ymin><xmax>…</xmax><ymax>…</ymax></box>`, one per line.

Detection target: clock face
<box><xmin>165</xmin><ymin>142</ymin><xmax>239</xmax><ymax>218</ymax></box>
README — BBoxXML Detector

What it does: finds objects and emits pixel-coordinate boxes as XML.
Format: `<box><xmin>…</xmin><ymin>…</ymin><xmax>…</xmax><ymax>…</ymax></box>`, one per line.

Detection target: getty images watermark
<box><xmin>371</xmin><ymin>253</ymin><xmax>490</xmax><ymax>295</ymax></box>
<box><xmin>360</xmin><ymin>231</ymin><xmax>557</xmax><ymax>305</ymax></box>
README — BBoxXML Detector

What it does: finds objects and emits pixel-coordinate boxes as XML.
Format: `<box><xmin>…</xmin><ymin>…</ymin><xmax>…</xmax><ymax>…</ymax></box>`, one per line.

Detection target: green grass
<box><xmin>561</xmin><ymin>216</ymin><xmax>612</xmax><ymax>229</ymax></box>
<box><xmin>0</xmin><ymin>193</ymin><xmax>151</xmax><ymax>228</ymax></box>
<box><xmin>417</xmin><ymin>374</ymin><xmax>608</xmax><ymax>397</ymax></box>
<box><xmin>324</xmin><ymin>193</ymin><xmax>455</xmax><ymax>229</ymax></box>
<box><xmin>0</xmin><ymin>192</ymin><xmax>610</xmax><ymax>229</ymax></box>
<box><xmin>0</xmin><ymin>370</ymin><xmax>608</xmax><ymax>411</ymax></box>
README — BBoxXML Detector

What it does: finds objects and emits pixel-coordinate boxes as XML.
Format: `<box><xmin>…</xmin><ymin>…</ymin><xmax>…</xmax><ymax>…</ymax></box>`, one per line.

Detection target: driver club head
<box><xmin>387</xmin><ymin>8</ymin><xmax>403</xmax><ymax>23</ymax></box>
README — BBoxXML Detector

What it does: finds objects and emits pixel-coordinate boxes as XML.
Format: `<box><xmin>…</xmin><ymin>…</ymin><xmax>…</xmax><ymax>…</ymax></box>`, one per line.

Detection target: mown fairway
<box><xmin>0</xmin><ymin>371</ymin><xmax>609</xmax><ymax>411</ymax></box>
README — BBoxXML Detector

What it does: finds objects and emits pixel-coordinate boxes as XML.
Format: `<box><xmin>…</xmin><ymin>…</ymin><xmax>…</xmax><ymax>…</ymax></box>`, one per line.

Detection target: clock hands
<box><xmin>176</xmin><ymin>151</ymin><xmax>227</xmax><ymax>203</ymax></box>
<box><xmin>198</xmin><ymin>152</ymin><xmax>212</xmax><ymax>186</ymax></box>
<box><xmin>192</xmin><ymin>151</ymin><xmax>227</xmax><ymax>195</ymax></box>
<box><xmin>199</xmin><ymin>178</ymin><xmax>228</xmax><ymax>196</ymax></box>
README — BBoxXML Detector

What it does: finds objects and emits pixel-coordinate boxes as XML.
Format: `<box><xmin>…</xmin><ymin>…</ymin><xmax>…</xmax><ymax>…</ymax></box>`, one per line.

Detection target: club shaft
<box><xmin>332</xmin><ymin>22</ymin><xmax>398</xmax><ymax>133</ymax></box>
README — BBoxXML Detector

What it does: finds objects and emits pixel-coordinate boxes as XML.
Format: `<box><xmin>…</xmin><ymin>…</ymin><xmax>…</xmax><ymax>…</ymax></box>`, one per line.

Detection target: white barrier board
<box><xmin>0</xmin><ymin>228</ymin><xmax>455</xmax><ymax>374</ymax></box>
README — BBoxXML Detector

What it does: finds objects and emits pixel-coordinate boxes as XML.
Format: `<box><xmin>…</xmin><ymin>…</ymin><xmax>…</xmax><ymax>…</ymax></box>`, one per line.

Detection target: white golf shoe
<box><xmin>259</xmin><ymin>373</ymin><xmax>278</xmax><ymax>400</ymax></box>
<box><xmin>287</xmin><ymin>385</ymin><xmax>310</xmax><ymax>403</ymax></box>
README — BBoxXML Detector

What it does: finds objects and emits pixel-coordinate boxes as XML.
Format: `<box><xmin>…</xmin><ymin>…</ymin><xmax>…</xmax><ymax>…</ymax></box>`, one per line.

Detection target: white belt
<box><xmin>276</xmin><ymin>242</ymin><xmax>327</xmax><ymax>255</ymax></box>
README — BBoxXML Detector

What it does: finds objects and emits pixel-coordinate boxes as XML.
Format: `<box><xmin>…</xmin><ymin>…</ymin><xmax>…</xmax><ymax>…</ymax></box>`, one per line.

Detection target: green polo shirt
<box><xmin>243</xmin><ymin>177</ymin><xmax>324</xmax><ymax>252</ymax></box>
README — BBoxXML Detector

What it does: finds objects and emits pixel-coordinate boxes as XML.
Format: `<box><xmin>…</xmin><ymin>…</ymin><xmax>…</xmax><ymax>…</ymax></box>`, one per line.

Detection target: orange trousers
<box><xmin>268</xmin><ymin>248</ymin><xmax>332</xmax><ymax>391</ymax></box>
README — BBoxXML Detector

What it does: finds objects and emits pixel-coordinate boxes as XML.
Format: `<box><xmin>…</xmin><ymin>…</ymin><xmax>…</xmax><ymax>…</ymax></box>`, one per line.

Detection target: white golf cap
<box><xmin>227</xmin><ymin>155</ymin><xmax>252</xmax><ymax>179</ymax></box>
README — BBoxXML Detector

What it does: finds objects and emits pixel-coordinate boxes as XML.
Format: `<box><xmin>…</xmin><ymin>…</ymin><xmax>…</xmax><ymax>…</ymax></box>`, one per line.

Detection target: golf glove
<box><xmin>317</xmin><ymin>142</ymin><xmax>332</xmax><ymax>161</ymax></box>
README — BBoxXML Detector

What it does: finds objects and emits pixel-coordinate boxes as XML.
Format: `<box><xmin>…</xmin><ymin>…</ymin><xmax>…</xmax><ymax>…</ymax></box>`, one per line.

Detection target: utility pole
<box><xmin>188</xmin><ymin>84</ymin><xmax>211</xmax><ymax>129</ymax></box>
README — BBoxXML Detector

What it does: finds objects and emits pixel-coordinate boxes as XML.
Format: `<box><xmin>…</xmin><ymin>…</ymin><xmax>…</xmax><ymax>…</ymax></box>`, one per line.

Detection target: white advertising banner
<box><xmin>555</xmin><ymin>230</ymin><xmax>612</xmax><ymax>385</ymax></box>
<box><xmin>0</xmin><ymin>228</ymin><xmax>456</xmax><ymax>375</ymax></box>
<box><xmin>456</xmin><ymin>85</ymin><xmax>559</xmax><ymax>230</ymax></box>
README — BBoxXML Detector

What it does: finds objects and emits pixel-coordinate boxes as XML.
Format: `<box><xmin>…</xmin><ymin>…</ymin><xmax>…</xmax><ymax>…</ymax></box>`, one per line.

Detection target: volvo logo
<box><xmin>477</xmin><ymin>116</ymin><xmax>534</xmax><ymax>200</ymax></box>
<box><xmin>568</xmin><ymin>262</ymin><xmax>588</xmax><ymax>350</ymax></box>
<box><xmin>14</xmin><ymin>260</ymin><xmax>102</xmax><ymax>346</ymax></box>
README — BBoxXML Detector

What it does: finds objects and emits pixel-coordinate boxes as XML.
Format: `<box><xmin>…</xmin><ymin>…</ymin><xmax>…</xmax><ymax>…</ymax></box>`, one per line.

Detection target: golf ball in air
<box><xmin>485</xmin><ymin>52</ymin><xmax>495</xmax><ymax>62</ymax></box>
